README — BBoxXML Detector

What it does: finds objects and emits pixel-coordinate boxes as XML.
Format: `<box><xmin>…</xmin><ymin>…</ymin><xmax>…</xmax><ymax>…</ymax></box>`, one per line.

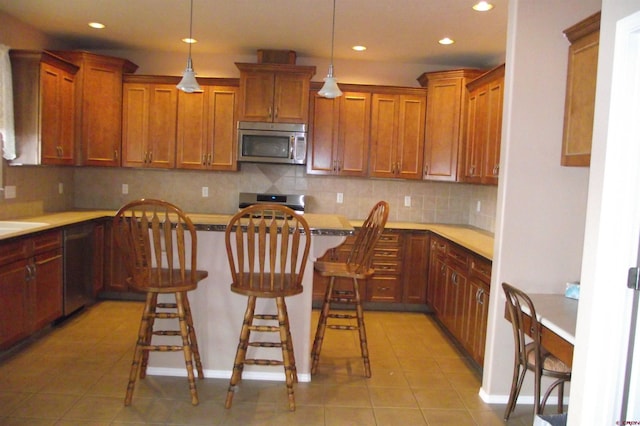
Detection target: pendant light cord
<box><xmin>188</xmin><ymin>0</ymin><xmax>194</xmax><ymax>60</ymax></box>
<box><xmin>330</xmin><ymin>0</ymin><xmax>336</xmax><ymax>67</ymax></box>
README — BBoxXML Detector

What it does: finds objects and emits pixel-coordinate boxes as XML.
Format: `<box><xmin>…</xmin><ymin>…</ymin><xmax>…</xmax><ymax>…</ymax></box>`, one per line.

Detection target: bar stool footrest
<box><xmin>248</xmin><ymin>341</ymin><xmax>283</xmax><ymax>348</ymax></box>
<box><xmin>244</xmin><ymin>359</ymin><xmax>285</xmax><ymax>366</ymax></box>
<box><xmin>328</xmin><ymin>324</ymin><xmax>359</xmax><ymax>331</ymax></box>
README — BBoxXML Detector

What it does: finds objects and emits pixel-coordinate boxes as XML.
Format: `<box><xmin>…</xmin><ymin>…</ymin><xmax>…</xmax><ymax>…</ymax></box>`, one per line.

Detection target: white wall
<box><xmin>481</xmin><ymin>0</ymin><xmax>598</xmax><ymax>404</ymax></box>
<box><xmin>570</xmin><ymin>0</ymin><xmax>640</xmax><ymax>423</ymax></box>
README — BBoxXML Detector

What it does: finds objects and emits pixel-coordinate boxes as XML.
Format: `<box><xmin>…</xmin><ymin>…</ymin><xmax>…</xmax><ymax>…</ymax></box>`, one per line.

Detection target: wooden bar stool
<box><xmin>224</xmin><ymin>205</ymin><xmax>311</xmax><ymax>411</ymax></box>
<box><xmin>113</xmin><ymin>199</ymin><xmax>209</xmax><ymax>406</ymax></box>
<box><xmin>311</xmin><ymin>201</ymin><xmax>389</xmax><ymax>378</ymax></box>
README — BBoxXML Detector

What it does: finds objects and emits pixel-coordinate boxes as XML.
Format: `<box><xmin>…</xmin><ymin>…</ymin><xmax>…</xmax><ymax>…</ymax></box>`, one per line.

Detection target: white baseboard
<box><xmin>146</xmin><ymin>367</ymin><xmax>311</xmax><ymax>383</ymax></box>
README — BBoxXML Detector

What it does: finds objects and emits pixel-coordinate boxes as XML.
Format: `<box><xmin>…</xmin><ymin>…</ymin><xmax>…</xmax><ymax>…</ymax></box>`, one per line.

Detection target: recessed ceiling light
<box><xmin>439</xmin><ymin>37</ymin><xmax>455</xmax><ymax>45</ymax></box>
<box><xmin>182</xmin><ymin>38</ymin><xmax>197</xmax><ymax>44</ymax></box>
<box><xmin>472</xmin><ymin>1</ymin><xmax>494</xmax><ymax>12</ymax></box>
<box><xmin>88</xmin><ymin>22</ymin><xmax>105</xmax><ymax>29</ymax></box>
<box><xmin>352</xmin><ymin>45</ymin><xmax>367</xmax><ymax>52</ymax></box>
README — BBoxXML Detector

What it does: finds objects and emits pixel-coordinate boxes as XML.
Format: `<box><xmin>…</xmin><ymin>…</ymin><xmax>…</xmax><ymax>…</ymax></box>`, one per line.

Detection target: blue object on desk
<box><xmin>565</xmin><ymin>282</ymin><xmax>580</xmax><ymax>300</ymax></box>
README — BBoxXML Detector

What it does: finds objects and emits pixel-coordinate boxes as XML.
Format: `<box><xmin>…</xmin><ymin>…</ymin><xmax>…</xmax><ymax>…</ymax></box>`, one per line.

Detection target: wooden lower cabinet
<box><xmin>313</xmin><ymin>229</ymin><xmax>428</xmax><ymax>306</ymax></box>
<box><xmin>0</xmin><ymin>230</ymin><xmax>63</xmax><ymax>349</ymax></box>
<box><xmin>427</xmin><ymin>234</ymin><xmax>491</xmax><ymax>366</ymax></box>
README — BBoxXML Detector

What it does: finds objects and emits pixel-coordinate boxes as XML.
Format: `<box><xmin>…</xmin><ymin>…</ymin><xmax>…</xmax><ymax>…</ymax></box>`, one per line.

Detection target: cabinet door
<box><xmin>370</xmin><ymin>94</ymin><xmax>398</xmax><ymax>178</ymax></box>
<box><xmin>338</xmin><ymin>92</ymin><xmax>371</xmax><ymax>176</ymax></box>
<box><xmin>424</xmin><ymin>77</ymin><xmax>464</xmax><ymax>181</ymax></box>
<box><xmin>32</xmin><ymin>248</ymin><xmax>63</xmax><ymax>330</ymax></box>
<box><xmin>561</xmin><ymin>12</ymin><xmax>599</xmax><ymax>167</ymax></box>
<box><xmin>466</xmin><ymin>280</ymin><xmax>490</xmax><ymax>365</ymax></box>
<box><xmin>396</xmin><ymin>95</ymin><xmax>426</xmax><ymax>179</ymax></box>
<box><xmin>483</xmin><ymin>78</ymin><xmax>503</xmax><ymax>184</ymax></box>
<box><xmin>273</xmin><ymin>72</ymin><xmax>309</xmax><ymax>123</ymax></box>
<box><xmin>40</xmin><ymin>63</ymin><xmax>75</xmax><ymax>165</ymax></box>
<box><xmin>402</xmin><ymin>232</ymin><xmax>429</xmax><ymax>304</ymax></box>
<box><xmin>122</xmin><ymin>83</ymin><xmax>149</xmax><ymax>167</ymax></box>
<box><xmin>238</xmin><ymin>71</ymin><xmax>274</xmax><ymax>122</ymax></box>
<box><xmin>0</xmin><ymin>259</ymin><xmax>29</xmax><ymax>350</ymax></box>
<box><xmin>82</xmin><ymin>61</ymin><xmax>124</xmax><ymax>166</ymax></box>
<box><xmin>92</xmin><ymin>223</ymin><xmax>105</xmax><ymax>297</ymax></box>
<box><xmin>176</xmin><ymin>90</ymin><xmax>209</xmax><ymax>170</ymax></box>
<box><xmin>148</xmin><ymin>85</ymin><xmax>178</xmax><ymax>168</ymax></box>
<box><xmin>207</xmin><ymin>87</ymin><xmax>238</xmax><ymax>170</ymax></box>
<box><xmin>464</xmin><ymin>85</ymin><xmax>488</xmax><ymax>183</ymax></box>
<box><xmin>308</xmin><ymin>93</ymin><xmax>340</xmax><ymax>175</ymax></box>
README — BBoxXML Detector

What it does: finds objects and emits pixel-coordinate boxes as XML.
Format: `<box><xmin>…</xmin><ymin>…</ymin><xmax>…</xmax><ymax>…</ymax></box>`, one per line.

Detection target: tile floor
<box><xmin>0</xmin><ymin>300</ymin><xmax>537</xmax><ymax>425</ymax></box>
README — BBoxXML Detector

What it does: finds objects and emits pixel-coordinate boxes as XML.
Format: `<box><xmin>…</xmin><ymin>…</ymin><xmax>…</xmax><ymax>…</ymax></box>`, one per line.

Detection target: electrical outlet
<box><xmin>404</xmin><ymin>195</ymin><xmax>411</xmax><ymax>207</ymax></box>
<box><xmin>4</xmin><ymin>186</ymin><xmax>16</xmax><ymax>199</ymax></box>
<box><xmin>476</xmin><ymin>200</ymin><xmax>482</xmax><ymax>212</ymax></box>
<box><xmin>58</xmin><ymin>183</ymin><xmax>64</xmax><ymax>194</ymax></box>
<box><xmin>336</xmin><ymin>192</ymin><xmax>343</xmax><ymax>204</ymax></box>
<box><xmin>202</xmin><ymin>187</ymin><xmax>209</xmax><ymax>197</ymax></box>
<box><xmin>122</xmin><ymin>183</ymin><xmax>129</xmax><ymax>195</ymax></box>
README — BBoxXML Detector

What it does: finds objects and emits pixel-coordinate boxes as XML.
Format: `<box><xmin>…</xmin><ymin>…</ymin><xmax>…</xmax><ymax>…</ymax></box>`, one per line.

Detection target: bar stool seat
<box><xmin>113</xmin><ymin>198</ymin><xmax>208</xmax><ymax>406</ymax></box>
<box><xmin>311</xmin><ymin>201</ymin><xmax>389</xmax><ymax>378</ymax></box>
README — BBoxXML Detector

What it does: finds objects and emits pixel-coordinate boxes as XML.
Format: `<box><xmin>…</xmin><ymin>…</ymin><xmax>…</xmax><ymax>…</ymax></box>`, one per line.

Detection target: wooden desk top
<box><xmin>505</xmin><ymin>293</ymin><xmax>578</xmax><ymax>367</ymax></box>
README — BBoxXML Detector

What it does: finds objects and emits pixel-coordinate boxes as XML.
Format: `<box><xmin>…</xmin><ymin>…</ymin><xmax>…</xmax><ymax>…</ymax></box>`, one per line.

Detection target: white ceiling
<box><xmin>0</xmin><ymin>0</ymin><xmax>508</xmax><ymax>67</ymax></box>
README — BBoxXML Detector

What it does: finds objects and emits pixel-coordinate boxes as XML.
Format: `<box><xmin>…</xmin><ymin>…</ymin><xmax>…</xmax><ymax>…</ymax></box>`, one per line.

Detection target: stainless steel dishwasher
<box><xmin>63</xmin><ymin>223</ymin><xmax>95</xmax><ymax>316</ymax></box>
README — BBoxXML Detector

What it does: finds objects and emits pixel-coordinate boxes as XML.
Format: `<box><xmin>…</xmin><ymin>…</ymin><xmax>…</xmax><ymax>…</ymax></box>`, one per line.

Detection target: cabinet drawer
<box><xmin>0</xmin><ymin>239</ymin><xmax>30</xmax><ymax>265</ymax></box>
<box><xmin>32</xmin><ymin>230</ymin><xmax>62</xmax><ymax>253</ymax></box>
<box><xmin>447</xmin><ymin>244</ymin><xmax>469</xmax><ymax>269</ymax></box>
<box><xmin>372</xmin><ymin>259</ymin><xmax>402</xmax><ymax>274</ymax></box>
<box><xmin>367</xmin><ymin>276</ymin><xmax>402</xmax><ymax>302</ymax></box>
<box><xmin>378</xmin><ymin>231</ymin><xmax>401</xmax><ymax>245</ymax></box>
<box><xmin>470</xmin><ymin>257</ymin><xmax>492</xmax><ymax>284</ymax></box>
<box><xmin>373</xmin><ymin>246</ymin><xmax>401</xmax><ymax>260</ymax></box>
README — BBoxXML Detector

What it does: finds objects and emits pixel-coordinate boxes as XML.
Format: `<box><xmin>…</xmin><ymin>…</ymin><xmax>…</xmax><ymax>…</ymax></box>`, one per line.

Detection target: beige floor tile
<box><xmin>413</xmin><ymin>387</ymin><xmax>466</xmax><ymax>410</ymax></box>
<box><xmin>324</xmin><ymin>384</ymin><xmax>372</xmax><ymax>407</ymax></box>
<box><xmin>422</xmin><ymin>408</ymin><xmax>478</xmax><ymax>425</ymax></box>
<box><xmin>60</xmin><ymin>395</ymin><xmax>124</xmax><ymax>422</ymax></box>
<box><xmin>9</xmin><ymin>393</ymin><xmax>79</xmax><ymax>420</ymax></box>
<box><xmin>373</xmin><ymin>407</ymin><xmax>428</xmax><ymax>425</ymax></box>
<box><xmin>324</xmin><ymin>406</ymin><xmax>377</xmax><ymax>425</ymax></box>
<box><xmin>368</xmin><ymin>387</ymin><xmax>419</xmax><ymax>408</ymax></box>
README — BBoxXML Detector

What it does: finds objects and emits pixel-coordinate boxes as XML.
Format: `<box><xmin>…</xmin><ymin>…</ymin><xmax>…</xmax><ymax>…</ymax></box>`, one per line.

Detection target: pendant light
<box><xmin>176</xmin><ymin>0</ymin><xmax>202</xmax><ymax>93</ymax></box>
<box><xmin>318</xmin><ymin>0</ymin><xmax>343</xmax><ymax>98</ymax></box>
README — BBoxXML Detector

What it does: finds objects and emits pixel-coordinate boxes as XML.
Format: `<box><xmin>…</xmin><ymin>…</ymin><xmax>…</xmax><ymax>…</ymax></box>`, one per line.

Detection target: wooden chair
<box><xmin>502</xmin><ymin>282</ymin><xmax>572</xmax><ymax>420</ymax></box>
<box><xmin>224</xmin><ymin>204</ymin><xmax>311</xmax><ymax>411</ymax></box>
<box><xmin>113</xmin><ymin>199</ymin><xmax>208</xmax><ymax>406</ymax></box>
<box><xmin>310</xmin><ymin>200</ymin><xmax>389</xmax><ymax>378</ymax></box>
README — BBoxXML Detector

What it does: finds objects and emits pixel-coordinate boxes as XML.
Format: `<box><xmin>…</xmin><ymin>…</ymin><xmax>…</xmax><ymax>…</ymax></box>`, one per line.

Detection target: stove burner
<box><xmin>238</xmin><ymin>192</ymin><xmax>305</xmax><ymax>213</ymax></box>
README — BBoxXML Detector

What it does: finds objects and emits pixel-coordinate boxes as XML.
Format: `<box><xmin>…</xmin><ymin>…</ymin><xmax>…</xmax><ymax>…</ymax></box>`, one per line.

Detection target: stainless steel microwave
<box><xmin>237</xmin><ymin>121</ymin><xmax>307</xmax><ymax>165</ymax></box>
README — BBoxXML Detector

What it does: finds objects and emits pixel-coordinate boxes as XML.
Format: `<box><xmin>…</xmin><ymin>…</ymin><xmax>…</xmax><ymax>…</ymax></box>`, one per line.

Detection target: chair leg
<box><xmin>281</xmin><ymin>299</ymin><xmax>298</xmax><ymax>384</ymax></box>
<box><xmin>125</xmin><ymin>292</ymin><xmax>154</xmax><ymax>406</ymax></box>
<box><xmin>276</xmin><ymin>297</ymin><xmax>296</xmax><ymax>411</ymax></box>
<box><xmin>352</xmin><ymin>277</ymin><xmax>371</xmax><ymax>378</ymax></box>
<box><xmin>139</xmin><ymin>293</ymin><xmax>158</xmax><ymax>379</ymax></box>
<box><xmin>182</xmin><ymin>293</ymin><xmax>204</xmax><ymax>379</ymax></box>
<box><xmin>311</xmin><ymin>276</ymin><xmax>335</xmax><ymax>374</ymax></box>
<box><xmin>225</xmin><ymin>295</ymin><xmax>256</xmax><ymax>409</ymax></box>
<box><xmin>176</xmin><ymin>291</ymin><xmax>199</xmax><ymax>406</ymax></box>
<box><xmin>541</xmin><ymin>378</ymin><xmax>567</xmax><ymax>415</ymax></box>
<box><xmin>503</xmin><ymin>362</ymin><xmax>527</xmax><ymax>421</ymax></box>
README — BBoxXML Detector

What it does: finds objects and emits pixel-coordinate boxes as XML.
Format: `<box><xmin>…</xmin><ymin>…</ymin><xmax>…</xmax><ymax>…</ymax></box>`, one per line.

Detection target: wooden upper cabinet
<box><xmin>419</xmin><ymin>69</ymin><xmax>484</xmax><ymax>182</ymax></box>
<box><xmin>370</xmin><ymin>92</ymin><xmax>426</xmax><ymax>180</ymax></box>
<box><xmin>122</xmin><ymin>77</ymin><xmax>178</xmax><ymax>168</ymax></box>
<box><xmin>9</xmin><ymin>50</ymin><xmax>78</xmax><ymax>166</ymax></box>
<box><xmin>236</xmin><ymin>63</ymin><xmax>315</xmax><ymax>123</ymax></box>
<box><xmin>176</xmin><ymin>84</ymin><xmax>238</xmax><ymax>171</ymax></box>
<box><xmin>561</xmin><ymin>12</ymin><xmax>600</xmax><ymax>167</ymax></box>
<box><xmin>307</xmin><ymin>90</ymin><xmax>371</xmax><ymax>176</ymax></box>
<box><xmin>464</xmin><ymin>64</ymin><xmax>505</xmax><ymax>185</ymax></box>
<box><xmin>53</xmin><ymin>51</ymin><xmax>138</xmax><ymax>167</ymax></box>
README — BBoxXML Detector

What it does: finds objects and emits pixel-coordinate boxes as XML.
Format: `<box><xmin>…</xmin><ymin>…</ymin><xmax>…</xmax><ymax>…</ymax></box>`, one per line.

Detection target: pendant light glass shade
<box><xmin>177</xmin><ymin>0</ymin><xmax>201</xmax><ymax>93</ymax></box>
<box><xmin>319</xmin><ymin>0</ymin><xmax>342</xmax><ymax>98</ymax></box>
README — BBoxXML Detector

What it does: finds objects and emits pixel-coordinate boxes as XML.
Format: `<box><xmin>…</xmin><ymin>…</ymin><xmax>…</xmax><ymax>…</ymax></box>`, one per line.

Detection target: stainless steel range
<box><xmin>238</xmin><ymin>192</ymin><xmax>305</xmax><ymax>213</ymax></box>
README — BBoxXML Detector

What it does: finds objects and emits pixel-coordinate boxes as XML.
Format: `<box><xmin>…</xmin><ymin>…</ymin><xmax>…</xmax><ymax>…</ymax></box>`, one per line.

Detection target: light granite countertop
<box><xmin>0</xmin><ymin>211</ymin><xmax>494</xmax><ymax>260</ymax></box>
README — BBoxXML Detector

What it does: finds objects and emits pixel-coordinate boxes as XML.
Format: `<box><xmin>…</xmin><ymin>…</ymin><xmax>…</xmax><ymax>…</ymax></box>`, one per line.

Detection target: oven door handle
<box><xmin>290</xmin><ymin>135</ymin><xmax>295</xmax><ymax>159</ymax></box>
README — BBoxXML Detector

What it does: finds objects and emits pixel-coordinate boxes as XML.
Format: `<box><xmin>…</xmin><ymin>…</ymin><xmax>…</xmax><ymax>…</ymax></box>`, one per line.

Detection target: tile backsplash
<box><xmin>71</xmin><ymin>164</ymin><xmax>497</xmax><ymax>233</ymax></box>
